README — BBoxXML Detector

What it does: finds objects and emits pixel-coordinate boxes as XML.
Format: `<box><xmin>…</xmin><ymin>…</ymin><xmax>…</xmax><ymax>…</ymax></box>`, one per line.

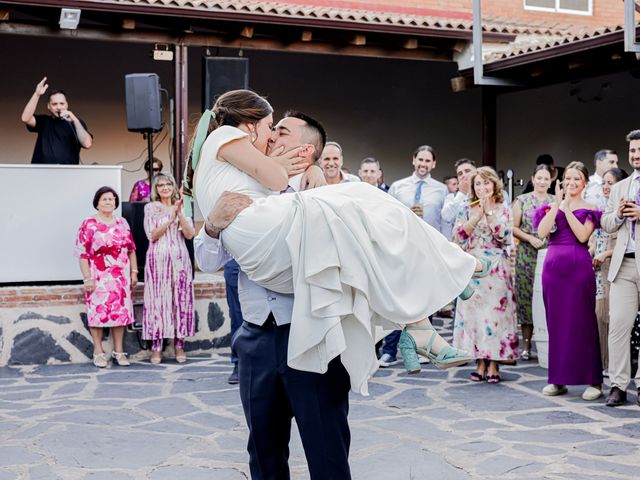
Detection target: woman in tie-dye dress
<box><xmin>143</xmin><ymin>174</ymin><xmax>196</xmax><ymax>364</ymax></box>
<box><xmin>452</xmin><ymin>167</ymin><xmax>519</xmax><ymax>384</ymax></box>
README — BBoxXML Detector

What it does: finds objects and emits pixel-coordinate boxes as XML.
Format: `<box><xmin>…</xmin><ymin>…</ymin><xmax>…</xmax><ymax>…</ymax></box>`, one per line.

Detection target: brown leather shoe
<box><xmin>605</xmin><ymin>386</ymin><xmax>627</xmax><ymax>407</ymax></box>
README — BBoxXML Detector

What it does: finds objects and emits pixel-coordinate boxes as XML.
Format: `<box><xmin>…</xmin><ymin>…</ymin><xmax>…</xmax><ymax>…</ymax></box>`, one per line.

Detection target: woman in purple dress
<box><xmin>143</xmin><ymin>173</ymin><xmax>196</xmax><ymax>364</ymax></box>
<box><xmin>535</xmin><ymin>161</ymin><xmax>603</xmax><ymax>401</ymax></box>
<box><xmin>129</xmin><ymin>158</ymin><xmax>163</xmax><ymax>202</ymax></box>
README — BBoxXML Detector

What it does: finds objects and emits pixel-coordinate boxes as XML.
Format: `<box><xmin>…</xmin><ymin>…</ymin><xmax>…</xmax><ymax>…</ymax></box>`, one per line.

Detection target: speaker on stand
<box><xmin>125</xmin><ymin>73</ymin><xmax>163</xmax><ymax>185</ymax></box>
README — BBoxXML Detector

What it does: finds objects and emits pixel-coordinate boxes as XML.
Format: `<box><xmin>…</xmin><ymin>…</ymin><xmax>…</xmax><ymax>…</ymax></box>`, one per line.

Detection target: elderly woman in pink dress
<box><xmin>76</xmin><ymin>186</ymin><xmax>138</xmax><ymax>368</ymax></box>
<box><xmin>143</xmin><ymin>174</ymin><xmax>195</xmax><ymax>364</ymax></box>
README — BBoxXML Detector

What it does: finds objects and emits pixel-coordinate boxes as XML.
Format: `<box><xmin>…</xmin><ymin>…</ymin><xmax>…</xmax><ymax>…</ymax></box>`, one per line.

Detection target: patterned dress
<box><xmin>514</xmin><ymin>192</ymin><xmax>554</xmax><ymax>326</ymax></box>
<box><xmin>142</xmin><ymin>202</ymin><xmax>195</xmax><ymax>343</ymax></box>
<box><xmin>452</xmin><ymin>203</ymin><xmax>519</xmax><ymax>361</ymax></box>
<box><xmin>129</xmin><ymin>179</ymin><xmax>151</xmax><ymax>202</ymax></box>
<box><xmin>75</xmin><ymin>217</ymin><xmax>136</xmax><ymax>327</ymax></box>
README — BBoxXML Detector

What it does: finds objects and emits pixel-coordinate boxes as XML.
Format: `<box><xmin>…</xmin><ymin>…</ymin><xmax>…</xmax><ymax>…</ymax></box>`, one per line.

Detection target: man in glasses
<box><xmin>21</xmin><ymin>77</ymin><xmax>93</xmax><ymax>164</ymax></box>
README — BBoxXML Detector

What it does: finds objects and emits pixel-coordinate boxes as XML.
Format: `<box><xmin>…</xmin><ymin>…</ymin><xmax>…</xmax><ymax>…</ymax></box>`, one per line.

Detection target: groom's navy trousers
<box><xmin>233</xmin><ymin>315</ymin><xmax>352</xmax><ymax>480</ymax></box>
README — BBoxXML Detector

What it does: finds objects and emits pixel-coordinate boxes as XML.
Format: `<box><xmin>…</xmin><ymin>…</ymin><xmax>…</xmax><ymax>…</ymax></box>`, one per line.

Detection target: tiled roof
<box><xmin>83</xmin><ymin>0</ymin><xmax>573</xmax><ymax>37</ymax></box>
<box><xmin>485</xmin><ymin>24</ymin><xmax>624</xmax><ymax>64</ymax></box>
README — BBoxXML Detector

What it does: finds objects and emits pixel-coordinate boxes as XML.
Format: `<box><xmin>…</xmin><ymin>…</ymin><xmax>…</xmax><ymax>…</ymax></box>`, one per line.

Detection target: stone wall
<box><xmin>0</xmin><ymin>275</ymin><xmax>230</xmax><ymax>366</ymax></box>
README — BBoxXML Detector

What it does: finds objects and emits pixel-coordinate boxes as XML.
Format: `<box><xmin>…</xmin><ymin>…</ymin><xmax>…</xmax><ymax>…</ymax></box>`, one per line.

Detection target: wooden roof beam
<box><xmin>0</xmin><ymin>22</ymin><xmax>454</xmax><ymax>61</ymax></box>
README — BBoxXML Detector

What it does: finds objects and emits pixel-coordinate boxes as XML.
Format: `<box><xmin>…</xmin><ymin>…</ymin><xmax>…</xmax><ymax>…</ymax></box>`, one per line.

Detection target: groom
<box><xmin>194</xmin><ymin>111</ymin><xmax>352</xmax><ymax>479</ymax></box>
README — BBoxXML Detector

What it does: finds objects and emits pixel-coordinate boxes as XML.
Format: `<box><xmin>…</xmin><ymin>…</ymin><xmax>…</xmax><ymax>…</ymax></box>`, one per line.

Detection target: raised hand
<box><xmin>554</xmin><ymin>180</ymin><xmax>564</xmax><ymax>206</ymax></box>
<box><xmin>35</xmin><ymin>77</ymin><xmax>48</xmax><ymax>96</ymax></box>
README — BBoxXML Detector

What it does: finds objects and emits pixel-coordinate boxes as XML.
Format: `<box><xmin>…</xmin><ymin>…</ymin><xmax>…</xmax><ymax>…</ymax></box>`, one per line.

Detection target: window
<box><xmin>524</xmin><ymin>0</ymin><xmax>592</xmax><ymax>15</ymax></box>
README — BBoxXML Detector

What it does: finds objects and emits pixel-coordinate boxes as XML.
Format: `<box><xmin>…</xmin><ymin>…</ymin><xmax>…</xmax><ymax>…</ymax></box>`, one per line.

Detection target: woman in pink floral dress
<box><xmin>76</xmin><ymin>187</ymin><xmax>137</xmax><ymax>368</ymax></box>
<box><xmin>452</xmin><ymin>167</ymin><xmax>519</xmax><ymax>383</ymax></box>
<box><xmin>143</xmin><ymin>174</ymin><xmax>195</xmax><ymax>364</ymax></box>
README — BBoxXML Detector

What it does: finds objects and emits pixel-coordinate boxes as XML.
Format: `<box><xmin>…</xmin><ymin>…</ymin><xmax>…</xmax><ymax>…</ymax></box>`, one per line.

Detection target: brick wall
<box><xmin>285</xmin><ymin>0</ymin><xmax>624</xmax><ymax>29</ymax></box>
<box><xmin>0</xmin><ymin>281</ymin><xmax>227</xmax><ymax>309</ymax></box>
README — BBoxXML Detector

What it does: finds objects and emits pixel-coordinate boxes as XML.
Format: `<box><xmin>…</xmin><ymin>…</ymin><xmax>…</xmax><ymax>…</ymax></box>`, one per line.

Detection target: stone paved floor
<box><xmin>1</xmin><ymin>321</ymin><xmax>640</xmax><ymax>479</ymax></box>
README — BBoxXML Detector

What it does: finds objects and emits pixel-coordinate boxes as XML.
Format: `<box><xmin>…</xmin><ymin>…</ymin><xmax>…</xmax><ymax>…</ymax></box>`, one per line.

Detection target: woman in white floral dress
<box><xmin>452</xmin><ymin>167</ymin><xmax>519</xmax><ymax>383</ymax></box>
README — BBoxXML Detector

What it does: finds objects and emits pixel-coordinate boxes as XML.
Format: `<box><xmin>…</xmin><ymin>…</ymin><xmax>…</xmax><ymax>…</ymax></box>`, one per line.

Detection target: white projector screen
<box><xmin>0</xmin><ymin>164</ymin><xmax>123</xmax><ymax>283</ymax></box>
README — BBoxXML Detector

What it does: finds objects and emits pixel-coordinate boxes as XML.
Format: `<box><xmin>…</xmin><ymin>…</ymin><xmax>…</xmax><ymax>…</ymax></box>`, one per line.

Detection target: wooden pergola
<box><xmin>0</xmin><ymin>0</ymin><xmax>518</xmax><ymax>177</ymax></box>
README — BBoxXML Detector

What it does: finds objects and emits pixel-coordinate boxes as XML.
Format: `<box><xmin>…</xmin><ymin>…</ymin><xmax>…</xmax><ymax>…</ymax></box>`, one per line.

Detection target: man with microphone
<box><xmin>21</xmin><ymin>77</ymin><xmax>93</xmax><ymax>164</ymax></box>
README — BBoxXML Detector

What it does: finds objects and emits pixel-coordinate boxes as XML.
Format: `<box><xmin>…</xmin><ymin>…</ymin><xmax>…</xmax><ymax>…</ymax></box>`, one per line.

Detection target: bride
<box><xmin>192</xmin><ymin>90</ymin><xmax>489</xmax><ymax>394</ymax></box>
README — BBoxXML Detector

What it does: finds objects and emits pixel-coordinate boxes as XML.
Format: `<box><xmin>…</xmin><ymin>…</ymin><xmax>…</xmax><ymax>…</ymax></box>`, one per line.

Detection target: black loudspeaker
<box><xmin>125</xmin><ymin>73</ymin><xmax>162</xmax><ymax>132</ymax></box>
<box><xmin>202</xmin><ymin>57</ymin><xmax>249</xmax><ymax>111</ymax></box>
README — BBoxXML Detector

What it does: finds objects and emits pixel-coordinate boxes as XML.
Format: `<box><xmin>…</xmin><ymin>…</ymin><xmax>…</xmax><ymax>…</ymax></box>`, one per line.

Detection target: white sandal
<box><xmin>111</xmin><ymin>351</ymin><xmax>130</xmax><ymax>367</ymax></box>
<box><xmin>93</xmin><ymin>353</ymin><xmax>108</xmax><ymax>368</ymax></box>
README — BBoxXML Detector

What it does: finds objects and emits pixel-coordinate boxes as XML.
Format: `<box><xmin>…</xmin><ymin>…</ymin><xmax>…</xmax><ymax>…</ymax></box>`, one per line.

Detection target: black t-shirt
<box><xmin>27</xmin><ymin>114</ymin><xmax>90</xmax><ymax>165</ymax></box>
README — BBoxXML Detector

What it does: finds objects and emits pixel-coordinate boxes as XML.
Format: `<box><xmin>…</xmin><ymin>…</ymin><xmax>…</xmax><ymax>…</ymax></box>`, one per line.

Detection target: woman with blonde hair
<box><xmin>143</xmin><ymin>173</ymin><xmax>195</xmax><ymax>364</ymax></box>
<box><xmin>452</xmin><ymin>167</ymin><xmax>518</xmax><ymax>383</ymax></box>
<box><xmin>535</xmin><ymin>161</ymin><xmax>603</xmax><ymax>400</ymax></box>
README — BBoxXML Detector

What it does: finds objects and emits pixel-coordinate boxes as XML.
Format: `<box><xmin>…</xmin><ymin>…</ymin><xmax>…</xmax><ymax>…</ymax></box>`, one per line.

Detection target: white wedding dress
<box><xmin>195</xmin><ymin>126</ymin><xmax>476</xmax><ymax>394</ymax></box>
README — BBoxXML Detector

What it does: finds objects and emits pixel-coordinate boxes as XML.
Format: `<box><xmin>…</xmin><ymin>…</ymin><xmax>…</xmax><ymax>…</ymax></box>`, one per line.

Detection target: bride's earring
<box><xmin>251</xmin><ymin>134</ymin><xmax>257</xmax><ymax>143</ymax></box>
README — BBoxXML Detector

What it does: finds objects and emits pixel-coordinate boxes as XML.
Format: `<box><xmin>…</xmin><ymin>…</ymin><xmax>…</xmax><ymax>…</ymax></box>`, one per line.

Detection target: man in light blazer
<box><xmin>601</xmin><ymin>129</ymin><xmax>640</xmax><ymax>407</ymax></box>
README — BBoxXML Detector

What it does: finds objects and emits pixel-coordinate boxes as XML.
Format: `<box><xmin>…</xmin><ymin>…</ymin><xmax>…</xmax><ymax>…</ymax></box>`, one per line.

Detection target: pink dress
<box><xmin>75</xmin><ymin>217</ymin><xmax>136</xmax><ymax>327</ymax></box>
<box><xmin>129</xmin><ymin>179</ymin><xmax>151</xmax><ymax>202</ymax></box>
<box><xmin>142</xmin><ymin>202</ymin><xmax>195</xmax><ymax>342</ymax></box>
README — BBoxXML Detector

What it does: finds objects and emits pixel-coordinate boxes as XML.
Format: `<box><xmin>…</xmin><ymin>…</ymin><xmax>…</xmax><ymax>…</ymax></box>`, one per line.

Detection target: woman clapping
<box><xmin>143</xmin><ymin>174</ymin><xmax>195</xmax><ymax>364</ymax></box>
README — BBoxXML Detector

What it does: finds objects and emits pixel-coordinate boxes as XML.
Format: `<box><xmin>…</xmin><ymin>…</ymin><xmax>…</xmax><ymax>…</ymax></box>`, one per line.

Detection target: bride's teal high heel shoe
<box><xmin>398</xmin><ymin>326</ymin><xmax>473</xmax><ymax>373</ymax></box>
<box><xmin>459</xmin><ymin>257</ymin><xmax>492</xmax><ymax>301</ymax></box>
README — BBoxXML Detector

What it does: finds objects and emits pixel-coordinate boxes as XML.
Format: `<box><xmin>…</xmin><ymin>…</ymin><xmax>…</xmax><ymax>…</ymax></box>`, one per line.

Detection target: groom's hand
<box><xmin>205</xmin><ymin>191</ymin><xmax>252</xmax><ymax>239</ymax></box>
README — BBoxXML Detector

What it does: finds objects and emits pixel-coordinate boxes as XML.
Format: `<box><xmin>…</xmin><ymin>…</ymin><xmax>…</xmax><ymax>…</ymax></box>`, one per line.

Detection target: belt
<box><xmin>624</xmin><ymin>252</ymin><xmax>635</xmax><ymax>259</ymax></box>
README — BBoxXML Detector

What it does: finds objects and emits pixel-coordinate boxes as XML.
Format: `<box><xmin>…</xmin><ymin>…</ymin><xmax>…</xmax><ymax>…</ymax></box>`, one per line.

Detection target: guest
<box><xmin>523</xmin><ymin>154</ymin><xmax>564</xmax><ymax>195</ymax></box>
<box><xmin>129</xmin><ymin>158</ymin><xmax>163</xmax><ymax>202</ymax></box>
<box><xmin>591</xmin><ymin>167</ymin><xmax>627</xmax><ymax>375</ymax></box>
<box><xmin>512</xmin><ymin>165</ymin><xmax>554</xmax><ymax>360</ymax></box>
<box><xmin>358</xmin><ymin>157</ymin><xmax>383</xmax><ymax>189</ymax></box>
<box><xmin>389</xmin><ymin>145</ymin><xmax>447</xmax><ymax>233</ymax></box>
<box><xmin>453</xmin><ymin>167</ymin><xmax>518</xmax><ymax>383</ymax></box>
<box><xmin>536</xmin><ymin>161</ymin><xmax>603</xmax><ymax>400</ymax></box>
<box><xmin>584</xmin><ymin>149</ymin><xmax>618</xmax><ymax>210</ymax></box>
<box><xmin>602</xmin><ymin>129</ymin><xmax>640</xmax><ymax>407</ymax></box>
<box><xmin>75</xmin><ymin>187</ymin><xmax>137</xmax><ymax>368</ymax></box>
<box><xmin>378</xmin><ymin>168</ymin><xmax>389</xmax><ymax>192</ymax></box>
<box><xmin>143</xmin><ymin>174</ymin><xmax>196</xmax><ymax>364</ymax></box>
<box><xmin>443</xmin><ymin>175</ymin><xmax>458</xmax><ymax>194</ymax></box>
<box><xmin>318</xmin><ymin>141</ymin><xmax>360</xmax><ymax>184</ymax></box>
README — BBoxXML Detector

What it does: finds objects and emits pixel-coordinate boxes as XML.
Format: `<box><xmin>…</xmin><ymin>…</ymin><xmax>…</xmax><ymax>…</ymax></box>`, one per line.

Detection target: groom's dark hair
<box><xmin>284</xmin><ymin>110</ymin><xmax>326</xmax><ymax>161</ymax></box>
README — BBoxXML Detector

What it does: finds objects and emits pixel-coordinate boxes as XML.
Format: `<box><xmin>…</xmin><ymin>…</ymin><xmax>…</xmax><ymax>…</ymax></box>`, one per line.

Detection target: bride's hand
<box><xmin>300</xmin><ymin>165</ymin><xmax>327</xmax><ymax>191</ymax></box>
<box><xmin>270</xmin><ymin>146</ymin><xmax>309</xmax><ymax>177</ymax></box>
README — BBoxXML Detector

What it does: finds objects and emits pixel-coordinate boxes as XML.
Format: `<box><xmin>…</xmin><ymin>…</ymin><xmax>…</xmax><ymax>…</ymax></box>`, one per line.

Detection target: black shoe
<box><xmin>605</xmin><ymin>386</ymin><xmax>627</xmax><ymax>407</ymax></box>
<box><xmin>227</xmin><ymin>364</ymin><xmax>239</xmax><ymax>385</ymax></box>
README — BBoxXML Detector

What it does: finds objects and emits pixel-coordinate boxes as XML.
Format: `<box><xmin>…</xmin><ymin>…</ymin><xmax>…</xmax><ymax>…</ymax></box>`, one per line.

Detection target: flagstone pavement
<box><xmin>1</xmin><ymin>320</ymin><xmax>640</xmax><ymax>479</ymax></box>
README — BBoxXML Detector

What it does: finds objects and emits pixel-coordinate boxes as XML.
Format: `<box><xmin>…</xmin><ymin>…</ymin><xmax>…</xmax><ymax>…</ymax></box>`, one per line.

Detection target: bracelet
<box><xmin>131</xmin><ymin>269</ymin><xmax>138</xmax><ymax>273</ymax></box>
<box><xmin>83</xmin><ymin>278</ymin><xmax>92</xmax><ymax>283</ymax></box>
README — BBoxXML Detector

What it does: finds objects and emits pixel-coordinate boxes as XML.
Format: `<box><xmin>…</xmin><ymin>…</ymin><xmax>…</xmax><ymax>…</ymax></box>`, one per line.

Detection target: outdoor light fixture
<box><xmin>59</xmin><ymin>8</ymin><xmax>81</xmax><ymax>30</ymax></box>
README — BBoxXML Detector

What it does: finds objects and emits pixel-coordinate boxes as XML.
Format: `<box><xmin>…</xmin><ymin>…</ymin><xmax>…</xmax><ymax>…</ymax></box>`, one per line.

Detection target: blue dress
<box><xmin>535</xmin><ymin>207</ymin><xmax>603</xmax><ymax>385</ymax></box>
